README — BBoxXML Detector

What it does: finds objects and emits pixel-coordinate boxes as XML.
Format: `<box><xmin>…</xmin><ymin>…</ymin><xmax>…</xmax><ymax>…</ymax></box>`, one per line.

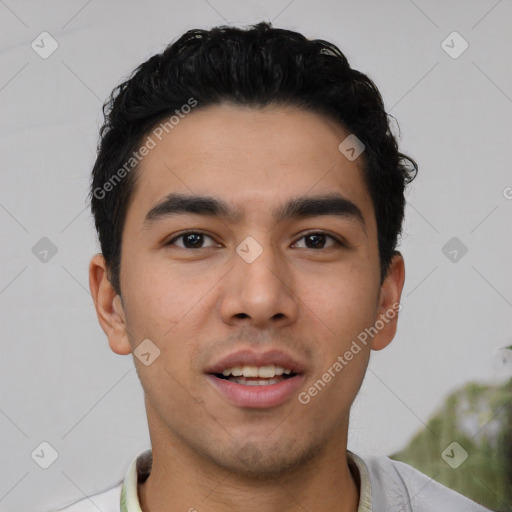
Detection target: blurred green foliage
<box><xmin>391</xmin><ymin>378</ymin><xmax>512</xmax><ymax>511</ymax></box>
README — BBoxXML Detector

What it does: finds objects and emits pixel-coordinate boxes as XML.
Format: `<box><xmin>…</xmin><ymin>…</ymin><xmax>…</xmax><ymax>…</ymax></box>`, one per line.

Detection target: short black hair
<box><xmin>90</xmin><ymin>21</ymin><xmax>417</xmax><ymax>296</ymax></box>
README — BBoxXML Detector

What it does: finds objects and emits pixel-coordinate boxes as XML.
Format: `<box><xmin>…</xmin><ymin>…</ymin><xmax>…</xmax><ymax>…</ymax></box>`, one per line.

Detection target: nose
<box><xmin>219</xmin><ymin>238</ymin><xmax>299</xmax><ymax>330</ymax></box>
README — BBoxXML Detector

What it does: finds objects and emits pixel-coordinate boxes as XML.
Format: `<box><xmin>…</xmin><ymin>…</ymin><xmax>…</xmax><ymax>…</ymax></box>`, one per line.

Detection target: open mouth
<box><xmin>213</xmin><ymin>365</ymin><xmax>298</xmax><ymax>386</ymax></box>
<box><xmin>204</xmin><ymin>351</ymin><xmax>306</xmax><ymax>408</ymax></box>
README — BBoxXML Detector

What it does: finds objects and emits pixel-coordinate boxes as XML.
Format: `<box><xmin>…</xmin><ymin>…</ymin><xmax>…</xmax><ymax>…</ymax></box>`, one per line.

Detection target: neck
<box><xmin>138</xmin><ymin>421</ymin><xmax>360</xmax><ymax>512</ymax></box>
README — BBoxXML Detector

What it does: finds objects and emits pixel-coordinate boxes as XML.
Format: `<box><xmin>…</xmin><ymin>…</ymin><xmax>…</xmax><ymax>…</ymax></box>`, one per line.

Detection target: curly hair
<box><xmin>90</xmin><ymin>21</ymin><xmax>417</xmax><ymax>295</ymax></box>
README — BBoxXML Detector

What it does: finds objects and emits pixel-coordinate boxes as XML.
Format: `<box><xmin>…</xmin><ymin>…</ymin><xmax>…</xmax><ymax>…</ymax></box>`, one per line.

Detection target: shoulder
<box><xmin>351</xmin><ymin>452</ymin><xmax>491</xmax><ymax>512</ymax></box>
<box><xmin>51</xmin><ymin>481</ymin><xmax>122</xmax><ymax>512</ymax></box>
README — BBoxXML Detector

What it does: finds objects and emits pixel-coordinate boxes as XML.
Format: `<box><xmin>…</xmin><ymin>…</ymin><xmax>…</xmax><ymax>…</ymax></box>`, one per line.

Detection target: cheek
<box><xmin>298</xmin><ymin>258</ymin><xmax>379</xmax><ymax>331</ymax></box>
<box><xmin>293</xmin><ymin>261</ymin><xmax>379</xmax><ymax>398</ymax></box>
<box><xmin>121</xmin><ymin>254</ymin><xmax>218</xmax><ymax>334</ymax></box>
<box><xmin>120</xmin><ymin>260</ymin><xmax>225</xmax><ymax>388</ymax></box>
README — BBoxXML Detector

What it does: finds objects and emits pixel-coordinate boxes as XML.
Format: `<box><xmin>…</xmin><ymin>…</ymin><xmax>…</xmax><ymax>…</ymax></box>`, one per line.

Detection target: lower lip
<box><xmin>206</xmin><ymin>374</ymin><xmax>305</xmax><ymax>409</ymax></box>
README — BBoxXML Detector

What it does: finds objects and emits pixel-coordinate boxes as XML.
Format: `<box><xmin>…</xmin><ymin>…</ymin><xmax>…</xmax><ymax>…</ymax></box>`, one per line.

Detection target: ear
<box><xmin>88</xmin><ymin>253</ymin><xmax>132</xmax><ymax>355</ymax></box>
<box><xmin>371</xmin><ymin>251</ymin><xmax>405</xmax><ymax>351</ymax></box>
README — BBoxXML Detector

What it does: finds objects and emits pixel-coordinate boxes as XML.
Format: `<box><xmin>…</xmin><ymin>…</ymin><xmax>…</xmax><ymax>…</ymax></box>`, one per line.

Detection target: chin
<box><xmin>209</xmin><ymin>437</ymin><xmax>325</xmax><ymax>480</ymax></box>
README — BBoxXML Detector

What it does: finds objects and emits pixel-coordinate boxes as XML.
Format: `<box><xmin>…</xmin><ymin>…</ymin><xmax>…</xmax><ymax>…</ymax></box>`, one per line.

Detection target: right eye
<box><xmin>165</xmin><ymin>231</ymin><xmax>220</xmax><ymax>249</ymax></box>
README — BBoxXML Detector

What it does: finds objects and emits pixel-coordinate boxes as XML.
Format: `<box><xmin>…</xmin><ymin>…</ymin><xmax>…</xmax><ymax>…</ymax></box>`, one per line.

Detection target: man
<box><xmin>56</xmin><ymin>21</ymin><xmax>491</xmax><ymax>512</ymax></box>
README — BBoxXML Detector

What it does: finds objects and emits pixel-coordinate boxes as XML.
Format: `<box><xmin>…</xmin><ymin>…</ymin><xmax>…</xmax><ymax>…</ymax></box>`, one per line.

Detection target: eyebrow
<box><xmin>144</xmin><ymin>192</ymin><xmax>366</xmax><ymax>232</ymax></box>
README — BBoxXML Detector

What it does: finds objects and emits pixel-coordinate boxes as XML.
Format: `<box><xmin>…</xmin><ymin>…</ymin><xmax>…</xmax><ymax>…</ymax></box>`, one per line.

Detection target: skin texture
<box><xmin>89</xmin><ymin>104</ymin><xmax>405</xmax><ymax>512</ymax></box>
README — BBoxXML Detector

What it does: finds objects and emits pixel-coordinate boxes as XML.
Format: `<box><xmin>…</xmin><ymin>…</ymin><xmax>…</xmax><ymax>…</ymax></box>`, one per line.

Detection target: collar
<box><xmin>120</xmin><ymin>448</ymin><xmax>372</xmax><ymax>512</ymax></box>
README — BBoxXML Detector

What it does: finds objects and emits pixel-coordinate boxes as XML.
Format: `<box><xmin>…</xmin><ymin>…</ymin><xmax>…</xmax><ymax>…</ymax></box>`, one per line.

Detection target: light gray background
<box><xmin>1</xmin><ymin>1</ymin><xmax>511</xmax><ymax>511</ymax></box>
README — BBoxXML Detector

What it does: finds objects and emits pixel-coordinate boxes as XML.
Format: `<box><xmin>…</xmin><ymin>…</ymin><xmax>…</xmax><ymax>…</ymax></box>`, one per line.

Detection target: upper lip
<box><xmin>205</xmin><ymin>349</ymin><xmax>306</xmax><ymax>375</ymax></box>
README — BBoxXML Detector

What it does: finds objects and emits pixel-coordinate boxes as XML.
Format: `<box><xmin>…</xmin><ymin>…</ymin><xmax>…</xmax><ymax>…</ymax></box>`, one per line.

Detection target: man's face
<box><xmin>92</xmin><ymin>103</ymin><xmax>403</xmax><ymax>476</ymax></box>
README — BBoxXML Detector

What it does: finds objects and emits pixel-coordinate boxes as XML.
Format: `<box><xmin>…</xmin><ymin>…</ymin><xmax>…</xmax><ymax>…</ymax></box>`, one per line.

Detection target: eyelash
<box><xmin>165</xmin><ymin>231</ymin><xmax>345</xmax><ymax>250</ymax></box>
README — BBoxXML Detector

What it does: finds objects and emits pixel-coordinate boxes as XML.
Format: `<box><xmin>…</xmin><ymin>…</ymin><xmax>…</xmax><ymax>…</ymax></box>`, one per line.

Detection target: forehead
<box><xmin>126</xmin><ymin>104</ymin><xmax>375</xmax><ymax>230</ymax></box>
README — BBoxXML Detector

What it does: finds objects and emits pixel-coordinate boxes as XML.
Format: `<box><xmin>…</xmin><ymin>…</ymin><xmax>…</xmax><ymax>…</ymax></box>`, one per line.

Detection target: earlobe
<box><xmin>88</xmin><ymin>253</ymin><xmax>132</xmax><ymax>355</ymax></box>
<box><xmin>371</xmin><ymin>252</ymin><xmax>405</xmax><ymax>351</ymax></box>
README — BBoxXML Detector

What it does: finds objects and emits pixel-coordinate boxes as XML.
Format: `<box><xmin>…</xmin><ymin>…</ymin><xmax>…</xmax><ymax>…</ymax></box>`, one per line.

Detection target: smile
<box><xmin>205</xmin><ymin>349</ymin><xmax>307</xmax><ymax>408</ymax></box>
<box><xmin>218</xmin><ymin>364</ymin><xmax>294</xmax><ymax>385</ymax></box>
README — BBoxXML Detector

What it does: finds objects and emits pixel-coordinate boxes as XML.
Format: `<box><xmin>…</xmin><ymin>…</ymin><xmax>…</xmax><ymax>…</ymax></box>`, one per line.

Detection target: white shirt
<box><xmin>53</xmin><ymin>448</ymin><xmax>491</xmax><ymax>511</ymax></box>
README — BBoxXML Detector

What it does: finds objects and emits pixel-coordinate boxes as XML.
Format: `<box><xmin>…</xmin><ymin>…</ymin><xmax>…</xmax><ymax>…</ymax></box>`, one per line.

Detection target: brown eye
<box><xmin>293</xmin><ymin>232</ymin><xmax>342</xmax><ymax>249</ymax></box>
<box><xmin>167</xmin><ymin>232</ymin><xmax>218</xmax><ymax>249</ymax></box>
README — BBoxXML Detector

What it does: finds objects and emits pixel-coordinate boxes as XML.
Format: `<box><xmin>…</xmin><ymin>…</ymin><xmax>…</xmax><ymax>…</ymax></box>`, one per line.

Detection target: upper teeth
<box><xmin>222</xmin><ymin>365</ymin><xmax>292</xmax><ymax>378</ymax></box>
